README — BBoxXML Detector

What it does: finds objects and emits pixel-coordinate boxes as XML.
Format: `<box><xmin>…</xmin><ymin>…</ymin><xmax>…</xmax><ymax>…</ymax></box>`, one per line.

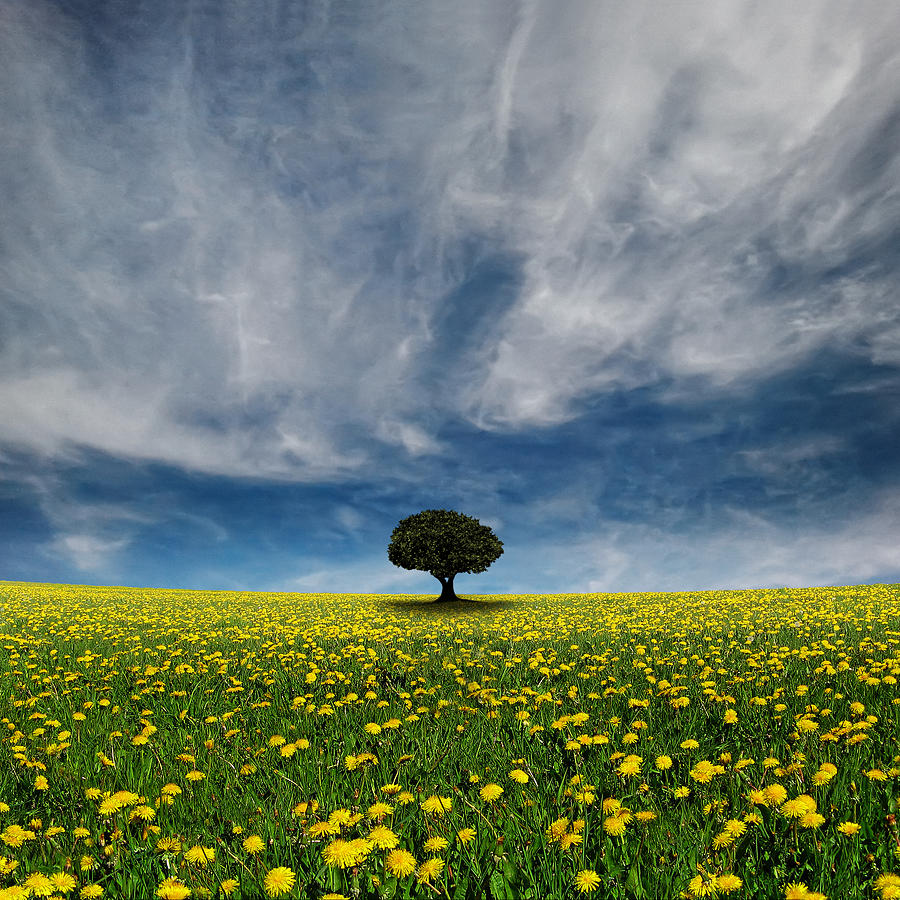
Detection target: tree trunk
<box><xmin>435</xmin><ymin>574</ymin><xmax>462</xmax><ymax>602</ymax></box>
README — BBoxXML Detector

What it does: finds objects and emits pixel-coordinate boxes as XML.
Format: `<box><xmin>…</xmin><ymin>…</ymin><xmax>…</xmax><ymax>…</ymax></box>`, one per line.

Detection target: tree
<box><xmin>387</xmin><ymin>509</ymin><xmax>503</xmax><ymax>602</ymax></box>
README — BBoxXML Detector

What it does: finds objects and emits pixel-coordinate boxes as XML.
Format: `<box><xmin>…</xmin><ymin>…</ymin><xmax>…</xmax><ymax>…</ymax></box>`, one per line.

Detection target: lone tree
<box><xmin>387</xmin><ymin>509</ymin><xmax>503</xmax><ymax>602</ymax></box>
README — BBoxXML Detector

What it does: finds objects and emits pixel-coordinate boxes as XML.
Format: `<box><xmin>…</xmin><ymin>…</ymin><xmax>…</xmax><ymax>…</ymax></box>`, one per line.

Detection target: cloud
<box><xmin>534</xmin><ymin>488</ymin><xmax>900</xmax><ymax>593</ymax></box>
<box><xmin>3</xmin><ymin>0</ymin><xmax>899</xmax><ymax>478</ymax></box>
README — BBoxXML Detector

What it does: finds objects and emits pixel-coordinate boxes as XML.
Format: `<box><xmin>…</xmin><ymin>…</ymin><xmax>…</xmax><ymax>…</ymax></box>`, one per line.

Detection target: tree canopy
<box><xmin>387</xmin><ymin>509</ymin><xmax>503</xmax><ymax>601</ymax></box>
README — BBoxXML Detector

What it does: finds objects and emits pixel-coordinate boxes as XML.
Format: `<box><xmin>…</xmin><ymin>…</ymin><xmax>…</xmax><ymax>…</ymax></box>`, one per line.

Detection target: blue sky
<box><xmin>2</xmin><ymin>0</ymin><xmax>900</xmax><ymax>595</ymax></box>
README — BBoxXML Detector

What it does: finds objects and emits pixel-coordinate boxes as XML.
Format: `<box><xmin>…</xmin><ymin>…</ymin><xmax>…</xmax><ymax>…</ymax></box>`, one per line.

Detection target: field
<box><xmin>1</xmin><ymin>582</ymin><xmax>899</xmax><ymax>899</ymax></box>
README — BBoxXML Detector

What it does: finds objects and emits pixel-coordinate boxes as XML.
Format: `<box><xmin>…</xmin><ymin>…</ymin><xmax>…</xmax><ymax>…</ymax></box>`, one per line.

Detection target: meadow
<box><xmin>1</xmin><ymin>581</ymin><xmax>899</xmax><ymax>899</ymax></box>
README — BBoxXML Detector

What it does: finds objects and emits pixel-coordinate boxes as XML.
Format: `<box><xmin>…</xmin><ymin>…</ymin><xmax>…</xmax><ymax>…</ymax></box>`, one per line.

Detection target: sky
<box><xmin>2</xmin><ymin>0</ymin><xmax>900</xmax><ymax>596</ymax></box>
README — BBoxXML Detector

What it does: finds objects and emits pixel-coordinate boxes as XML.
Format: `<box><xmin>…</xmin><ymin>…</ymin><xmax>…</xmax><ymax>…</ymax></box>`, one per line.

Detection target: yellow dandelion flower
<box><xmin>219</xmin><ymin>880</ymin><xmax>239</xmax><ymax>897</ymax></box>
<box><xmin>242</xmin><ymin>835</ymin><xmax>265</xmax><ymax>855</ymax></box>
<box><xmin>420</xmin><ymin>795</ymin><xmax>452</xmax><ymax>815</ymax></box>
<box><xmin>263</xmin><ymin>866</ymin><xmax>296</xmax><ymax>897</ymax></box>
<box><xmin>687</xmin><ymin>872</ymin><xmax>719</xmax><ymax>897</ymax></box>
<box><xmin>416</xmin><ymin>857</ymin><xmax>443</xmax><ymax>884</ymax></box>
<box><xmin>456</xmin><ymin>827</ymin><xmax>476</xmax><ymax>844</ymax></box>
<box><xmin>155</xmin><ymin>878</ymin><xmax>191</xmax><ymax>900</ymax></box>
<box><xmin>603</xmin><ymin>816</ymin><xmax>627</xmax><ymax>836</ymax></box>
<box><xmin>368</xmin><ymin>826</ymin><xmax>399</xmax><ymax>849</ymax></box>
<box><xmin>50</xmin><ymin>873</ymin><xmax>78</xmax><ymax>893</ymax></box>
<box><xmin>385</xmin><ymin>848</ymin><xmax>417</xmax><ymax>877</ymax></box>
<box><xmin>574</xmin><ymin>869</ymin><xmax>601</xmax><ymax>894</ymax></box>
<box><xmin>509</xmin><ymin>768</ymin><xmax>529</xmax><ymax>784</ymax></box>
<box><xmin>183</xmin><ymin>846</ymin><xmax>214</xmax><ymax>865</ymax></box>
<box><xmin>24</xmin><ymin>873</ymin><xmax>55</xmax><ymax>897</ymax></box>
<box><xmin>479</xmin><ymin>783</ymin><xmax>503</xmax><ymax>802</ymax></box>
<box><xmin>784</xmin><ymin>883</ymin><xmax>809</xmax><ymax>899</ymax></box>
<box><xmin>718</xmin><ymin>873</ymin><xmax>743</xmax><ymax>893</ymax></box>
<box><xmin>837</xmin><ymin>821</ymin><xmax>861</xmax><ymax>836</ymax></box>
<box><xmin>655</xmin><ymin>755</ymin><xmax>673</xmax><ymax>770</ymax></box>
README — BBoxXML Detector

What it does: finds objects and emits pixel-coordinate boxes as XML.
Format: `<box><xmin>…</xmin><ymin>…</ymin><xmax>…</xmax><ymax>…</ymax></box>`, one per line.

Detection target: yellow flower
<box><xmin>184</xmin><ymin>845</ymin><xmax>215</xmax><ymax>865</ymax></box>
<box><xmin>24</xmin><ymin>873</ymin><xmax>55</xmax><ymax>897</ymax></box>
<box><xmin>479</xmin><ymin>783</ymin><xmax>503</xmax><ymax>802</ymax></box>
<box><xmin>456</xmin><ymin>827</ymin><xmax>476</xmax><ymax>845</ymax></box>
<box><xmin>218</xmin><ymin>881</ymin><xmax>239</xmax><ymax>897</ymax></box>
<box><xmin>718</xmin><ymin>873</ymin><xmax>743</xmax><ymax>893</ymax></box>
<box><xmin>80</xmin><ymin>886</ymin><xmax>103</xmax><ymax>899</ymax></box>
<box><xmin>50</xmin><ymin>873</ymin><xmax>78</xmax><ymax>893</ymax></box>
<box><xmin>242</xmin><ymin>835</ymin><xmax>265</xmax><ymax>855</ymax></box>
<box><xmin>603</xmin><ymin>816</ymin><xmax>627</xmax><ymax>836</ymax></box>
<box><xmin>34</xmin><ymin>775</ymin><xmax>49</xmax><ymax>791</ymax></box>
<box><xmin>689</xmin><ymin>760</ymin><xmax>717</xmax><ymax>784</ymax></box>
<box><xmin>156</xmin><ymin>878</ymin><xmax>191</xmax><ymax>899</ymax></box>
<box><xmin>323</xmin><ymin>838</ymin><xmax>362</xmax><ymax>869</ymax></box>
<box><xmin>837</xmin><ymin>821</ymin><xmax>861</xmax><ymax>836</ymax></box>
<box><xmin>509</xmin><ymin>768</ymin><xmax>529</xmax><ymax>784</ymax></box>
<box><xmin>424</xmin><ymin>836</ymin><xmax>449</xmax><ymax>853</ymax></box>
<box><xmin>763</xmin><ymin>784</ymin><xmax>788</xmax><ymax>806</ymax></box>
<box><xmin>364</xmin><ymin>722</ymin><xmax>382</xmax><ymax>735</ymax></box>
<box><xmin>367</xmin><ymin>801</ymin><xmax>393</xmax><ymax>819</ymax></box>
<box><xmin>385</xmin><ymin>849</ymin><xmax>417</xmax><ymax>877</ymax></box>
<box><xmin>416</xmin><ymin>857</ymin><xmax>444</xmax><ymax>884</ymax></box>
<box><xmin>185</xmin><ymin>770</ymin><xmax>205</xmax><ymax>782</ymax></box>
<box><xmin>368</xmin><ymin>826</ymin><xmax>399</xmax><ymax>849</ymax></box>
<box><xmin>687</xmin><ymin>872</ymin><xmax>719</xmax><ymax>897</ymax></box>
<box><xmin>263</xmin><ymin>867</ymin><xmax>296</xmax><ymax>897</ymax></box>
<box><xmin>655</xmin><ymin>755</ymin><xmax>673</xmax><ymax>770</ymax></box>
<box><xmin>420</xmin><ymin>795</ymin><xmax>452</xmax><ymax>816</ymax></box>
<box><xmin>784</xmin><ymin>883</ymin><xmax>809</xmax><ymax>899</ymax></box>
<box><xmin>574</xmin><ymin>869</ymin><xmax>601</xmax><ymax>893</ymax></box>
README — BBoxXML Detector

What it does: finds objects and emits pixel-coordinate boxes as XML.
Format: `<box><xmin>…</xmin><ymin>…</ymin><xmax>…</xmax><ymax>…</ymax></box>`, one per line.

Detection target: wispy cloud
<box><xmin>2</xmin><ymin>0</ymin><xmax>899</xmax><ymax>590</ymax></box>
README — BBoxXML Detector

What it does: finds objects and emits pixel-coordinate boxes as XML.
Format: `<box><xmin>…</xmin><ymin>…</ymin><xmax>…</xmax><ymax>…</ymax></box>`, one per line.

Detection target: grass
<box><xmin>0</xmin><ymin>581</ymin><xmax>899</xmax><ymax>899</ymax></box>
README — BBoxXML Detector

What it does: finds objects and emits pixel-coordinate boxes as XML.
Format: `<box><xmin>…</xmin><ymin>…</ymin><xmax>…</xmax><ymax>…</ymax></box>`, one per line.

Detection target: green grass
<box><xmin>0</xmin><ymin>581</ymin><xmax>899</xmax><ymax>899</ymax></box>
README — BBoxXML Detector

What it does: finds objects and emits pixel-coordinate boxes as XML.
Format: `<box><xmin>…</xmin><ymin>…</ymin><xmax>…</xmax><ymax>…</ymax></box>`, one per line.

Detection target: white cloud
<box><xmin>1</xmin><ymin>0</ymin><xmax>898</xmax><ymax>477</ymax></box>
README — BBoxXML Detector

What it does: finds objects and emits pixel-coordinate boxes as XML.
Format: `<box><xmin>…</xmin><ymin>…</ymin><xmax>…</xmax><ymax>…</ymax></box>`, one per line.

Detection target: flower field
<box><xmin>1</xmin><ymin>581</ymin><xmax>900</xmax><ymax>899</ymax></box>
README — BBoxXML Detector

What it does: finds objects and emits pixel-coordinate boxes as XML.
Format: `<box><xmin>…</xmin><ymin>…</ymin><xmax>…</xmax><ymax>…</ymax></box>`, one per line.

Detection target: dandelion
<box><xmin>184</xmin><ymin>845</ymin><xmax>215</xmax><ymax>865</ymax></box>
<box><xmin>509</xmin><ymin>768</ymin><xmax>529</xmax><ymax>784</ymax></box>
<box><xmin>185</xmin><ymin>770</ymin><xmax>205</xmax><ymax>782</ymax></box>
<box><xmin>367</xmin><ymin>801</ymin><xmax>393</xmax><ymax>819</ymax></box>
<box><xmin>456</xmin><ymin>827</ymin><xmax>476</xmax><ymax>845</ymax></box>
<box><xmin>156</xmin><ymin>837</ymin><xmax>182</xmax><ymax>854</ymax></box>
<box><xmin>50</xmin><ymin>873</ymin><xmax>78</xmax><ymax>894</ymax></box>
<box><xmin>424</xmin><ymin>836</ymin><xmax>449</xmax><ymax>853</ymax></box>
<box><xmin>617</xmin><ymin>755</ymin><xmax>642</xmax><ymax>777</ymax></box>
<box><xmin>416</xmin><ymin>857</ymin><xmax>444</xmax><ymax>884</ymax></box>
<box><xmin>420</xmin><ymin>794</ymin><xmax>452</xmax><ymax>815</ymax></box>
<box><xmin>24</xmin><ymin>873</ymin><xmax>55</xmax><ymax>897</ymax></box>
<box><xmin>242</xmin><ymin>835</ymin><xmax>265</xmax><ymax>854</ymax></box>
<box><xmin>479</xmin><ymin>783</ymin><xmax>504</xmax><ymax>802</ymax></box>
<box><xmin>655</xmin><ymin>755</ymin><xmax>673</xmax><ymax>770</ymax></box>
<box><xmin>574</xmin><ymin>869</ymin><xmax>601</xmax><ymax>894</ymax></box>
<box><xmin>263</xmin><ymin>867</ymin><xmax>296</xmax><ymax>897</ymax></box>
<box><xmin>713</xmin><ymin>830</ymin><xmax>735</xmax><ymax>849</ymax></box>
<box><xmin>784</xmin><ymin>883</ymin><xmax>809</xmax><ymax>899</ymax></box>
<box><xmin>718</xmin><ymin>873</ymin><xmax>743</xmax><ymax>893</ymax></box>
<box><xmin>604</xmin><ymin>816</ymin><xmax>627</xmax><ymax>836</ymax></box>
<box><xmin>837</xmin><ymin>821</ymin><xmax>861</xmax><ymax>836</ymax></box>
<box><xmin>80</xmin><ymin>886</ymin><xmax>103</xmax><ymax>899</ymax></box>
<box><xmin>689</xmin><ymin>760</ymin><xmax>717</xmax><ymax>784</ymax></box>
<box><xmin>368</xmin><ymin>826</ymin><xmax>399</xmax><ymax>849</ymax></box>
<box><xmin>218</xmin><ymin>881</ymin><xmax>239</xmax><ymax>897</ymax></box>
<box><xmin>687</xmin><ymin>872</ymin><xmax>719</xmax><ymax>897</ymax></box>
<box><xmin>156</xmin><ymin>878</ymin><xmax>191</xmax><ymax>899</ymax></box>
<box><xmin>385</xmin><ymin>849</ymin><xmax>417</xmax><ymax>877</ymax></box>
